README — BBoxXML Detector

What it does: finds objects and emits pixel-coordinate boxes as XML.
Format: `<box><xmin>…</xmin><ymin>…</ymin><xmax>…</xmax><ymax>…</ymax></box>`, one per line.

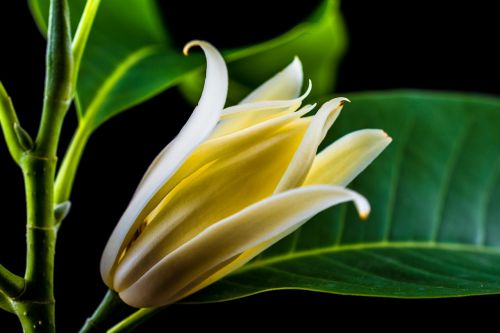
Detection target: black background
<box><xmin>1</xmin><ymin>1</ymin><xmax>499</xmax><ymax>331</ymax></box>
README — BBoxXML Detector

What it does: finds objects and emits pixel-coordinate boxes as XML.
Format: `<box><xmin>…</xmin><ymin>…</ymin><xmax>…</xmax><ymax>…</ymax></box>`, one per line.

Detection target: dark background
<box><xmin>1</xmin><ymin>1</ymin><xmax>499</xmax><ymax>331</ymax></box>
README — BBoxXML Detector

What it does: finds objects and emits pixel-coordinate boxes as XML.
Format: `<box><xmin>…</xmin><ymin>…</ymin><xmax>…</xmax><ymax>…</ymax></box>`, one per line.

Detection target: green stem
<box><xmin>0</xmin><ymin>264</ymin><xmax>24</xmax><ymax>298</ymax></box>
<box><xmin>54</xmin><ymin>123</ymin><xmax>91</xmax><ymax>204</ymax></box>
<box><xmin>35</xmin><ymin>0</ymin><xmax>73</xmax><ymax>157</ymax></box>
<box><xmin>11</xmin><ymin>0</ymin><xmax>73</xmax><ymax>332</ymax></box>
<box><xmin>79</xmin><ymin>290</ymin><xmax>135</xmax><ymax>333</ymax></box>
<box><xmin>15</xmin><ymin>154</ymin><xmax>58</xmax><ymax>333</ymax></box>
<box><xmin>108</xmin><ymin>308</ymin><xmax>161</xmax><ymax>333</ymax></box>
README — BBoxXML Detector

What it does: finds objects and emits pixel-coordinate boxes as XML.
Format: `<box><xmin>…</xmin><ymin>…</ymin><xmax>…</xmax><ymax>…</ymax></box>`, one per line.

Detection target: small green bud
<box><xmin>54</xmin><ymin>201</ymin><xmax>71</xmax><ymax>223</ymax></box>
<box><xmin>13</xmin><ymin>123</ymin><xmax>33</xmax><ymax>151</ymax></box>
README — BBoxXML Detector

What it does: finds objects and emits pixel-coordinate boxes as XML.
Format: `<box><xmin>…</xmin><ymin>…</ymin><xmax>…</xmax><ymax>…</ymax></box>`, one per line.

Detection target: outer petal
<box><xmin>274</xmin><ymin>97</ymin><xmax>349</xmax><ymax>193</ymax></box>
<box><xmin>304</xmin><ymin>129</ymin><xmax>392</xmax><ymax>187</ymax></box>
<box><xmin>100</xmin><ymin>41</ymin><xmax>228</xmax><ymax>287</ymax></box>
<box><xmin>118</xmin><ymin>185</ymin><xmax>369</xmax><ymax>307</ymax></box>
<box><xmin>113</xmin><ymin>119</ymin><xmax>311</xmax><ymax>292</ymax></box>
<box><xmin>239</xmin><ymin>57</ymin><xmax>303</xmax><ymax>103</ymax></box>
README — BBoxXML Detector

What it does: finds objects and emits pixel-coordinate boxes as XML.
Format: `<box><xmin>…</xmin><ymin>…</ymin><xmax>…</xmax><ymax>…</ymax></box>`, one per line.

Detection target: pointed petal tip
<box><xmin>290</xmin><ymin>56</ymin><xmax>303</xmax><ymax>78</ymax></box>
<box><xmin>339</xmin><ymin>97</ymin><xmax>351</xmax><ymax>106</ymax></box>
<box><xmin>371</xmin><ymin>129</ymin><xmax>392</xmax><ymax>141</ymax></box>
<box><xmin>352</xmin><ymin>192</ymin><xmax>370</xmax><ymax>220</ymax></box>
<box><xmin>183</xmin><ymin>40</ymin><xmax>209</xmax><ymax>56</ymax></box>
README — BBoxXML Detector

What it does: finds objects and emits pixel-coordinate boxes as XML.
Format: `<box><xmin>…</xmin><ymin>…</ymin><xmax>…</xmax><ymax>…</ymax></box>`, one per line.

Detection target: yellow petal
<box><xmin>274</xmin><ymin>97</ymin><xmax>349</xmax><ymax>193</ymax></box>
<box><xmin>113</xmin><ymin>119</ymin><xmax>310</xmax><ymax>292</ymax></box>
<box><xmin>101</xmin><ymin>41</ymin><xmax>228</xmax><ymax>287</ymax></box>
<box><xmin>118</xmin><ymin>185</ymin><xmax>369</xmax><ymax>307</ymax></box>
<box><xmin>119</xmin><ymin>104</ymin><xmax>315</xmax><ymax>254</ymax></box>
<box><xmin>304</xmin><ymin>129</ymin><xmax>392</xmax><ymax>187</ymax></box>
<box><xmin>239</xmin><ymin>57</ymin><xmax>303</xmax><ymax>103</ymax></box>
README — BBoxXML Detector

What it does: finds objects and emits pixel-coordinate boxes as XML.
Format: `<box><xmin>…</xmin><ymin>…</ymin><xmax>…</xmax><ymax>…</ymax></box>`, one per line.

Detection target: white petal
<box><xmin>239</xmin><ymin>57</ymin><xmax>303</xmax><ymax>104</ymax></box>
<box><xmin>212</xmin><ymin>81</ymin><xmax>312</xmax><ymax>138</ymax></box>
<box><xmin>305</xmin><ymin>129</ymin><xmax>392</xmax><ymax>187</ymax></box>
<box><xmin>100</xmin><ymin>41</ymin><xmax>228</xmax><ymax>287</ymax></box>
<box><xmin>274</xmin><ymin>97</ymin><xmax>349</xmax><ymax>193</ymax></box>
<box><xmin>118</xmin><ymin>185</ymin><xmax>369</xmax><ymax>307</ymax></box>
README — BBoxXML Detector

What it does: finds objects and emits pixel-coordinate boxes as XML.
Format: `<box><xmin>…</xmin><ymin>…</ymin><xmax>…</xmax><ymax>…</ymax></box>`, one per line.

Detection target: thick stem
<box><xmin>13</xmin><ymin>0</ymin><xmax>73</xmax><ymax>331</ymax></box>
<box><xmin>79</xmin><ymin>290</ymin><xmax>135</xmax><ymax>333</ymax></box>
<box><xmin>14</xmin><ymin>155</ymin><xmax>58</xmax><ymax>333</ymax></box>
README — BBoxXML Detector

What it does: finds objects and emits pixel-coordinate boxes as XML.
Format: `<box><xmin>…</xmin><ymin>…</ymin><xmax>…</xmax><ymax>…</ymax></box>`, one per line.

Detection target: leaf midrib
<box><xmin>236</xmin><ymin>241</ymin><xmax>500</xmax><ymax>274</ymax></box>
<box><xmin>78</xmin><ymin>45</ymin><xmax>161</xmax><ymax>126</ymax></box>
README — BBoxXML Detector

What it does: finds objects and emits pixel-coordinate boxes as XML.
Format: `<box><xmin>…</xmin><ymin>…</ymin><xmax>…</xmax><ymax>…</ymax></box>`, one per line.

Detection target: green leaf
<box><xmin>29</xmin><ymin>0</ymin><xmax>202</xmax><ymax>130</ymax></box>
<box><xmin>188</xmin><ymin>90</ymin><xmax>500</xmax><ymax>301</ymax></box>
<box><xmin>180</xmin><ymin>0</ymin><xmax>347</xmax><ymax>105</ymax></box>
<box><xmin>30</xmin><ymin>0</ymin><xmax>346</xmax><ymax>131</ymax></box>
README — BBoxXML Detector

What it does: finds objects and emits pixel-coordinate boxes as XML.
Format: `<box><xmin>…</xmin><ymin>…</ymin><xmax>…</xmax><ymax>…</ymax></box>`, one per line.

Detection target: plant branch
<box><xmin>0</xmin><ymin>82</ymin><xmax>24</xmax><ymax>164</ymax></box>
<box><xmin>0</xmin><ymin>264</ymin><xmax>24</xmax><ymax>298</ymax></box>
<box><xmin>55</xmin><ymin>0</ymin><xmax>102</xmax><ymax>205</ymax></box>
<box><xmin>0</xmin><ymin>290</ymin><xmax>14</xmax><ymax>313</ymax></box>
<box><xmin>35</xmin><ymin>0</ymin><xmax>73</xmax><ymax>157</ymax></box>
<box><xmin>13</xmin><ymin>0</ymin><xmax>73</xmax><ymax>332</ymax></box>
<box><xmin>79</xmin><ymin>290</ymin><xmax>135</xmax><ymax>333</ymax></box>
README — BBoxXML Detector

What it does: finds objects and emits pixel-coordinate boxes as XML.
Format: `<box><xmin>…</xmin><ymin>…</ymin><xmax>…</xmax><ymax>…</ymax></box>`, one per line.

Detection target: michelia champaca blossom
<box><xmin>101</xmin><ymin>41</ymin><xmax>391</xmax><ymax>308</ymax></box>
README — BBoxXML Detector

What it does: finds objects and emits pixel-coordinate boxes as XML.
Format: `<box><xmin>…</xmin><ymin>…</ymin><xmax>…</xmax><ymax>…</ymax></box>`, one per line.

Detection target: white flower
<box><xmin>100</xmin><ymin>41</ymin><xmax>391</xmax><ymax>308</ymax></box>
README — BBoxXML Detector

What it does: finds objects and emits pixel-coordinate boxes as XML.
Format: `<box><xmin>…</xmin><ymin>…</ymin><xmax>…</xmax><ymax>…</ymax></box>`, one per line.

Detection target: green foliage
<box><xmin>30</xmin><ymin>0</ymin><xmax>191</xmax><ymax>130</ymax></box>
<box><xmin>29</xmin><ymin>0</ymin><xmax>346</xmax><ymax>131</ymax></box>
<box><xmin>188</xmin><ymin>91</ymin><xmax>500</xmax><ymax>301</ymax></box>
<box><xmin>181</xmin><ymin>0</ymin><xmax>347</xmax><ymax>105</ymax></box>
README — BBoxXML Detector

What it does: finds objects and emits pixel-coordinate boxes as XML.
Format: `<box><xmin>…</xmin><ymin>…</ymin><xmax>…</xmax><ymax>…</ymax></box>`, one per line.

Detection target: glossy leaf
<box><xmin>181</xmin><ymin>0</ymin><xmax>347</xmax><ymax>105</ymax></box>
<box><xmin>29</xmin><ymin>0</ymin><xmax>202</xmax><ymax>130</ymax></box>
<box><xmin>188</xmin><ymin>91</ymin><xmax>500</xmax><ymax>301</ymax></box>
<box><xmin>227</xmin><ymin>0</ymin><xmax>346</xmax><ymax>101</ymax></box>
<box><xmin>29</xmin><ymin>0</ymin><xmax>346</xmax><ymax>131</ymax></box>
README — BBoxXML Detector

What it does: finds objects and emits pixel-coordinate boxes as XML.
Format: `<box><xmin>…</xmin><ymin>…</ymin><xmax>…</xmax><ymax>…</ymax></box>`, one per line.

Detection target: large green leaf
<box><xmin>188</xmin><ymin>90</ymin><xmax>500</xmax><ymax>301</ymax></box>
<box><xmin>181</xmin><ymin>0</ymin><xmax>347</xmax><ymax>105</ymax></box>
<box><xmin>29</xmin><ymin>0</ymin><xmax>346</xmax><ymax>131</ymax></box>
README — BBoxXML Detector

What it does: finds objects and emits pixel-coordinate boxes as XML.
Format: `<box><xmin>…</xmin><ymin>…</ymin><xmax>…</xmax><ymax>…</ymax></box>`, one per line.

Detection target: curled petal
<box><xmin>274</xmin><ymin>97</ymin><xmax>349</xmax><ymax>193</ymax></box>
<box><xmin>305</xmin><ymin>129</ymin><xmax>392</xmax><ymax>187</ymax></box>
<box><xmin>101</xmin><ymin>41</ymin><xmax>228</xmax><ymax>287</ymax></box>
<box><xmin>118</xmin><ymin>185</ymin><xmax>369</xmax><ymax>307</ymax></box>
